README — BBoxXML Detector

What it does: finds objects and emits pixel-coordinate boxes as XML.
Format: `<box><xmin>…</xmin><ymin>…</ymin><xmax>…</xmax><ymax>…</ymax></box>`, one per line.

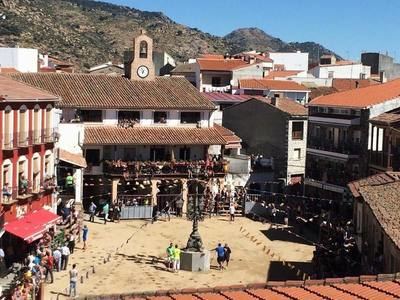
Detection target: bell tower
<box><xmin>130</xmin><ymin>29</ymin><xmax>156</xmax><ymax>81</ymax></box>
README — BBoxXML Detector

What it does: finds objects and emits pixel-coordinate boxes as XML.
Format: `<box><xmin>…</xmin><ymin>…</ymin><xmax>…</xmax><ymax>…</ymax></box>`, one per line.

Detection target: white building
<box><xmin>268</xmin><ymin>51</ymin><xmax>309</xmax><ymax>72</ymax></box>
<box><xmin>0</xmin><ymin>48</ymin><xmax>38</xmax><ymax>72</ymax></box>
<box><xmin>309</xmin><ymin>61</ymin><xmax>371</xmax><ymax>79</ymax></box>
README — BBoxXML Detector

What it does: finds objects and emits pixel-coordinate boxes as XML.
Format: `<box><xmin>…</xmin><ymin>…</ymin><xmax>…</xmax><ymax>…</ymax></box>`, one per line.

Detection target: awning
<box><xmin>4</xmin><ymin>209</ymin><xmax>61</xmax><ymax>243</ymax></box>
<box><xmin>59</xmin><ymin>148</ymin><xmax>87</xmax><ymax>168</ymax></box>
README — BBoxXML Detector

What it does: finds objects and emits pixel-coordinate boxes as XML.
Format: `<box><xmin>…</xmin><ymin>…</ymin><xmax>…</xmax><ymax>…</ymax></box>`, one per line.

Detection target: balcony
<box><xmin>1</xmin><ymin>128</ymin><xmax>58</xmax><ymax>150</ymax></box>
<box><xmin>1</xmin><ymin>179</ymin><xmax>55</xmax><ymax>205</ymax></box>
<box><xmin>102</xmin><ymin>160</ymin><xmax>228</xmax><ymax>179</ymax></box>
<box><xmin>307</xmin><ymin>137</ymin><xmax>361</xmax><ymax>158</ymax></box>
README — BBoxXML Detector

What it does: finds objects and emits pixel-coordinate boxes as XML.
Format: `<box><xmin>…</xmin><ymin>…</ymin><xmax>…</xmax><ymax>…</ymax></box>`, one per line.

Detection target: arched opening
<box><xmin>139</xmin><ymin>41</ymin><xmax>148</xmax><ymax>59</ymax></box>
<box><xmin>44</xmin><ymin>150</ymin><xmax>53</xmax><ymax>177</ymax></box>
<box><xmin>33</xmin><ymin>105</ymin><xmax>41</xmax><ymax>144</ymax></box>
<box><xmin>2</xmin><ymin>159</ymin><xmax>13</xmax><ymax>203</ymax></box>
<box><xmin>18</xmin><ymin>105</ymin><xmax>28</xmax><ymax>147</ymax></box>
<box><xmin>4</xmin><ymin>106</ymin><xmax>12</xmax><ymax>149</ymax></box>
<box><xmin>45</xmin><ymin>105</ymin><xmax>53</xmax><ymax>142</ymax></box>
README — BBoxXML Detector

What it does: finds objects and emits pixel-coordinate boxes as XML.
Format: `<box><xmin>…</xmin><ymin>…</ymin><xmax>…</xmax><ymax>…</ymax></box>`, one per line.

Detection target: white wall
<box><xmin>269</xmin><ymin>52</ymin><xmax>309</xmax><ymax>71</ymax></box>
<box><xmin>286</xmin><ymin>119</ymin><xmax>307</xmax><ymax>184</ymax></box>
<box><xmin>310</xmin><ymin>64</ymin><xmax>371</xmax><ymax>79</ymax></box>
<box><xmin>0</xmin><ymin>48</ymin><xmax>38</xmax><ymax>72</ymax></box>
<box><xmin>265</xmin><ymin>90</ymin><xmax>309</xmax><ymax>104</ymax></box>
<box><xmin>58</xmin><ymin>123</ymin><xmax>85</xmax><ymax>154</ymax></box>
<box><xmin>231</xmin><ymin>64</ymin><xmax>264</xmax><ymax>86</ymax></box>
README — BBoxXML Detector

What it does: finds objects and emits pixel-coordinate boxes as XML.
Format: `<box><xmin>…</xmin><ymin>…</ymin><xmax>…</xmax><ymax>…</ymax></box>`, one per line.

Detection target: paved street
<box><xmin>44</xmin><ymin>217</ymin><xmax>314</xmax><ymax>299</ymax></box>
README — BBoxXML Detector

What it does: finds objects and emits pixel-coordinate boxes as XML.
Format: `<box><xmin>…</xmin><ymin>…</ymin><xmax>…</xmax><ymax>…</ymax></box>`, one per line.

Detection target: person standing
<box><xmin>69</xmin><ymin>264</ymin><xmax>78</xmax><ymax>298</ymax></box>
<box><xmin>175</xmin><ymin>198</ymin><xmax>183</xmax><ymax>217</ymax></box>
<box><xmin>166</xmin><ymin>243</ymin><xmax>174</xmax><ymax>270</ymax></box>
<box><xmin>224</xmin><ymin>243</ymin><xmax>232</xmax><ymax>268</ymax></box>
<box><xmin>229</xmin><ymin>202</ymin><xmax>236</xmax><ymax>222</ymax></box>
<box><xmin>65</xmin><ymin>172</ymin><xmax>74</xmax><ymax>194</ymax></box>
<box><xmin>88</xmin><ymin>201</ymin><xmax>97</xmax><ymax>222</ymax></box>
<box><xmin>53</xmin><ymin>247</ymin><xmax>62</xmax><ymax>272</ymax></box>
<box><xmin>82</xmin><ymin>225</ymin><xmax>89</xmax><ymax>250</ymax></box>
<box><xmin>61</xmin><ymin>243</ymin><xmax>71</xmax><ymax>270</ymax></box>
<box><xmin>68</xmin><ymin>231</ymin><xmax>76</xmax><ymax>254</ymax></box>
<box><xmin>164</xmin><ymin>201</ymin><xmax>171</xmax><ymax>221</ymax></box>
<box><xmin>103</xmin><ymin>202</ymin><xmax>109</xmax><ymax>225</ymax></box>
<box><xmin>214</xmin><ymin>243</ymin><xmax>225</xmax><ymax>270</ymax></box>
<box><xmin>44</xmin><ymin>251</ymin><xmax>54</xmax><ymax>283</ymax></box>
<box><xmin>173</xmin><ymin>244</ymin><xmax>181</xmax><ymax>272</ymax></box>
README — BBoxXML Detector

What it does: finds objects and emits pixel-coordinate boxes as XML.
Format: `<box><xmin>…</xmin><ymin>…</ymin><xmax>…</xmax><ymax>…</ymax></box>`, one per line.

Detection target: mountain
<box><xmin>0</xmin><ymin>0</ymin><xmax>341</xmax><ymax>70</ymax></box>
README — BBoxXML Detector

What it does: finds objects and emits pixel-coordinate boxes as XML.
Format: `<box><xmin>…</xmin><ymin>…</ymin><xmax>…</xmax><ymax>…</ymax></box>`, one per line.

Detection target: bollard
<box><xmin>92</xmin><ymin>265</ymin><xmax>95</xmax><ymax>273</ymax></box>
<box><xmin>103</xmin><ymin>258</ymin><xmax>107</xmax><ymax>264</ymax></box>
<box><xmin>80</xmin><ymin>275</ymin><xmax>84</xmax><ymax>283</ymax></box>
<box><xmin>86</xmin><ymin>271</ymin><xmax>89</xmax><ymax>279</ymax></box>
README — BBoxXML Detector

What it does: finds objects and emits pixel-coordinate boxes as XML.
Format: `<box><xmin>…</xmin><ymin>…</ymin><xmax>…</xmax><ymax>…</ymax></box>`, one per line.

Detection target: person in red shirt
<box><xmin>44</xmin><ymin>251</ymin><xmax>54</xmax><ymax>283</ymax></box>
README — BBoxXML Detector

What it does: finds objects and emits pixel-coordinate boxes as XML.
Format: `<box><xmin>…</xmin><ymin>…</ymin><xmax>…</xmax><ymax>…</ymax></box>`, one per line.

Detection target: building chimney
<box><xmin>271</xmin><ymin>97</ymin><xmax>279</xmax><ymax>107</ymax></box>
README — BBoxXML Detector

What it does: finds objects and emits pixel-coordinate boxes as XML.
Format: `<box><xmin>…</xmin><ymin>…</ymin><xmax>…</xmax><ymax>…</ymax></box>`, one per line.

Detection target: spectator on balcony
<box><xmin>65</xmin><ymin>173</ymin><xmax>74</xmax><ymax>194</ymax></box>
<box><xmin>19</xmin><ymin>175</ymin><xmax>28</xmax><ymax>195</ymax></box>
<box><xmin>2</xmin><ymin>183</ymin><xmax>11</xmax><ymax>201</ymax></box>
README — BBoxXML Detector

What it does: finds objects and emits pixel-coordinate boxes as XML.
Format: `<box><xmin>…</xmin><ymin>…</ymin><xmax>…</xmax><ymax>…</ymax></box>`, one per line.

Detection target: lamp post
<box><xmin>185</xmin><ymin>165</ymin><xmax>205</xmax><ymax>252</ymax></box>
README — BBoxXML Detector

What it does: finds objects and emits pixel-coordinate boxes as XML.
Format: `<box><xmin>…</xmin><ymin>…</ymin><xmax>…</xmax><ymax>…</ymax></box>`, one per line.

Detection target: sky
<box><xmin>106</xmin><ymin>0</ymin><xmax>400</xmax><ymax>61</ymax></box>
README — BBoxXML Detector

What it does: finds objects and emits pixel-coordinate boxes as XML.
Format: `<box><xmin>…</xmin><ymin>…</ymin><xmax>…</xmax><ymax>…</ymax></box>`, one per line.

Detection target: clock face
<box><xmin>137</xmin><ymin>65</ymin><xmax>149</xmax><ymax>78</ymax></box>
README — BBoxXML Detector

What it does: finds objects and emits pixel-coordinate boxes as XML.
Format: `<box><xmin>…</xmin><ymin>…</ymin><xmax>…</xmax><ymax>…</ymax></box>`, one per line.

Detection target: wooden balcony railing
<box><xmin>0</xmin><ymin>128</ymin><xmax>58</xmax><ymax>150</ymax></box>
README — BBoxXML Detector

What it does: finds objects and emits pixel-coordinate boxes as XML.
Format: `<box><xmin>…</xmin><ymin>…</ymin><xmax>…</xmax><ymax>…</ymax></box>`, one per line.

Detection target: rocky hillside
<box><xmin>0</xmin><ymin>0</ymin><xmax>341</xmax><ymax>69</ymax></box>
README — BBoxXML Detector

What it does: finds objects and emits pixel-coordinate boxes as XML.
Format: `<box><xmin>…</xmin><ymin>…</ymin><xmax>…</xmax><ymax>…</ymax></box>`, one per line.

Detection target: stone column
<box><xmin>182</xmin><ymin>179</ymin><xmax>188</xmax><ymax>214</ymax></box>
<box><xmin>151</xmin><ymin>179</ymin><xmax>158</xmax><ymax>206</ymax></box>
<box><xmin>111</xmin><ymin>178</ymin><xmax>120</xmax><ymax>204</ymax></box>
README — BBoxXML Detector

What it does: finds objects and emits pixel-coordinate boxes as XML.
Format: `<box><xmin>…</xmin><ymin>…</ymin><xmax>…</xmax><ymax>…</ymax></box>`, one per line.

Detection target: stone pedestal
<box><xmin>180</xmin><ymin>250</ymin><xmax>210</xmax><ymax>272</ymax></box>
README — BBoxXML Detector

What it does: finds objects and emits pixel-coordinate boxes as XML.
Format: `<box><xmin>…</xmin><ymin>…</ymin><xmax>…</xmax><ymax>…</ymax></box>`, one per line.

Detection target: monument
<box><xmin>180</xmin><ymin>179</ymin><xmax>211</xmax><ymax>272</ymax></box>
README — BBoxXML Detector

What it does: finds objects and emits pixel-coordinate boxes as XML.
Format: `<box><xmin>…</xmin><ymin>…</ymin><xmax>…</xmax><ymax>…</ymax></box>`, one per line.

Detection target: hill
<box><xmin>0</xmin><ymin>0</ymin><xmax>341</xmax><ymax>69</ymax></box>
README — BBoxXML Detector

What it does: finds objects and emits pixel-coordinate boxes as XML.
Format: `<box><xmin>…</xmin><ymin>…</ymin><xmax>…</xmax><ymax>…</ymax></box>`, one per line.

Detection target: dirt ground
<box><xmin>44</xmin><ymin>216</ymin><xmax>315</xmax><ymax>299</ymax></box>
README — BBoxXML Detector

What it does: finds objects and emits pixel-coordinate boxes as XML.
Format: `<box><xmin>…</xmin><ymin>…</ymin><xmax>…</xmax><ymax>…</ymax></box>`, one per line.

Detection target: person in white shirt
<box><xmin>69</xmin><ymin>264</ymin><xmax>78</xmax><ymax>297</ymax></box>
<box><xmin>229</xmin><ymin>202</ymin><xmax>236</xmax><ymax>222</ymax></box>
<box><xmin>61</xmin><ymin>244</ymin><xmax>71</xmax><ymax>270</ymax></box>
<box><xmin>53</xmin><ymin>248</ymin><xmax>62</xmax><ymax>272</ymax></box>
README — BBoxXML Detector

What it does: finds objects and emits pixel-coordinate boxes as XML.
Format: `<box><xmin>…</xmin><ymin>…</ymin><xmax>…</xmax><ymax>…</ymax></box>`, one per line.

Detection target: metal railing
<box><xmin>0</xmin><ymin>128</ymin><xmax>58</xmax><ymax>150</ymax></box>
<box><xmin>308</xmin><ymin>137</ymin><xmax>361</xmax><ymax>155</ymax></box>
<box><xmin>1</xmin><ymin>179</ymin><xmax>55</xmax><ymax>204</ymax></box>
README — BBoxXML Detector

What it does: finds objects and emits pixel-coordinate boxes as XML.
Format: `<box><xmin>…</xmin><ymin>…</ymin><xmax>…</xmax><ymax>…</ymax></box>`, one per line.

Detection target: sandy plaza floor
<box><xmin>44</xmin><ymin>216</ymin><xmax>315</xmax><ymax>299</ymax></box>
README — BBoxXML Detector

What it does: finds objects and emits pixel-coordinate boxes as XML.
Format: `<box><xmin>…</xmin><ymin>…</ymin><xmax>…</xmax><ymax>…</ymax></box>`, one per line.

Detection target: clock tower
<box><xmin>130</xmin><ymin>29</ymin><xmax>155</xmax><ymax>81</ymax></box>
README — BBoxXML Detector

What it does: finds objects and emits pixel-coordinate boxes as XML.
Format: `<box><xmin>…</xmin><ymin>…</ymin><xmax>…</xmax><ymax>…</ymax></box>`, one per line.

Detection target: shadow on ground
<box><xmin>260</xmin><ymin>227</ymin><xmax>314</xmax><ymax>246</ymax></box>
<box><xmin>267</xmin><ymin>260</ymin><xmax>313</xmax><ymax>281</ymax></box>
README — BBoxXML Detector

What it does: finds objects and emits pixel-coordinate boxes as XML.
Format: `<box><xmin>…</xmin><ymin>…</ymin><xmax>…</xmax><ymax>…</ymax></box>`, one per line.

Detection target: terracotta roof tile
<box><xmin>194</xmin><ymin>293</ymin><xmax>227</xmax><ymax>300</ymax></box>
<box><xmin>309</xmin><ymin>78</ymin><xmax>400</xmax><ymax>109</ymax></box>
<box><xmin>363</xmin><ymin>281</ymin><xmax>400</xmax><ymax>297</ymax></box>
<box><xmin>84</xmin><ymin>126</ymin><xmax>228</xmax><ymax>146</ymax></box>
<box><xmin>171</xmin><ymin>63</ymin><xmax>197</xmax><ymax>73</ymax></box>
<box><xmin>197</xmin><ymin>59</ymin><xmax>248</xmax><ymax>71</ymax></box>
<box><xmin>221</xmin><ymin>291</ymin><xmax>257</xmax><ymax>299</ymax></box>
<box><xmin>305</xmin><ymin>285</ymin><xmax>358</xmax><ymax>300</ymax></box>
<box><xmin>9</xmin><ymin>73</ymin><xmax>215</xmax><ymax>110</ymax></box>
<box><xmin>332</xmin><ymin>79</ymin><xmax>379</xmax><ymax>92</ymax></box>
<box><xmin>0</xmin><ymin>67</ymin><xmax>20</xmax><ymax>74</ymax></box>
<box><xmin>272</xmin><ymin>286</ymin><xmax>324</xmax><ymax>300</ymax></box>
<box><xmin>0</xmin><ymin>75</ymin><xmax>59</xmax><ymax>102</ymax></box>
<box><xmin>214</xmin><ymin>123</ymin><xmax>241</xmax><ymax>147</ymax></box>
<box><xmin>204</xmin><ymin>93</ymin><xmax>257</xmax><ymax>102</ymax></box>
<box><xmin>239</xmin><ymin>79</ymin><xmax>309</xmax><ymax>91</ymax></box>
<box><xmin>170</xmin><ymin>295</ymin><xmax>199</xmax><ymax>300</ymax></box>
<box><xmin>264</xmin><ymin>70</ymin><xmax>302</xmax><ymax>79</ymax></box>
<box><xmin>333</xmin><ymin>283</ymin><xmax>397</xmax><ymax>299</ymax></box>
<box><xmin>147</xmin><ymin>297</ymin><xmax>172</xmax><ymax>300</ymax></box>
<box><xmin>248</xmin><ymin>288</ymin><xmax>290</xmax><ymax>299</ymax></box>
<box><xmin>58</xmin><ymin>149</ymin><xmax>87</xmax><ymax>168</ymax></box>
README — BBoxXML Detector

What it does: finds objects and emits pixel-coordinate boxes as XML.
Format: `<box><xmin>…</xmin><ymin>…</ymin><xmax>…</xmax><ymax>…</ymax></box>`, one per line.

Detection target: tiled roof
<box><xmin>9</xmin><ymin>73</ymin><xmax>215</xmax><ymax>110</ymax></box>
<box><xmin>254</xmin><ymin>54</ymin><xmax>273</xmax><ymax>63</ymax></box>
<box><xmin>197</xmin><ymin>59</ymin><xmax>249</xmax><ymax>71</ymax></box>
<box><xmin>332</xmin><ymin>79</ymin><xmax>379</xmax><ymax>92</ymax></box>
<box><xmin>204</xmin><ymin>93</ymin><xmax>264</xmax><ymax>102</ymax></box>
<box><xmin>309</xmin><ymin>87</ymin><xmax>338</xmax><ymax>100</ymax></box>
<box><xmin>102</xmin><ymin>275</ymin><xmax>400</xmax><ymax>300</ymax></box>
<box><xmin>227</xmin><ymin>97</ymin><xmax>308</xmax><ymax>116</ymax></box>
<box><xmin>58</xmin><ymin>149</ymin><xmax>87</xmax><ymax>168</ymax></box>
<box><xmin>84</xmin><ymin>126</ymin><xmax>229</xmax><ymax>146</ymax></box>
<box><xmin>214</xmin><ymin>124</ymin><xmax>241</xmax><ymax>148</ymax></box>
<box><xmin>370</xmin><ymin>113</ymin><xmax>400</xmax><ymax>125</ymax></box>
<box><xmin>239</xmin><ymin>79</ymin><xmax>309</xmax><ymax>91</ymax></box>
<box><xmin>0</xmin><ymin>67</ymin><xmax>20</xmax><ymax>74</ymax></box>
<box><xmin>348</xmin><ymin>172</ymin><xmax>400</xmax><ymax>249</ymax></box>
<box><xmin>309</xmin><ymin>78</ymin><xmax>400</xmax><ymax>108</ymax></box>
<box><xmin>0</xmin><ymin>75</ymin><xmax>59</xmax><ymax>102</ymax></box>
<box><xmin>171</xmin><ymin>63</ymin><xmax>197</xmax><ymax>73</ymax></box>
<box><xmin>264</xmin><ymin>70</ymin><xmax>302</xmax><ymax>79</ymax></box>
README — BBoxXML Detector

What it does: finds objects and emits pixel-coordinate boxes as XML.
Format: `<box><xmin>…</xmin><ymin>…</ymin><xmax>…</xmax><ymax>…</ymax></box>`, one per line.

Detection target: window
<box><xmin>85</xmin><ymin>149</ymin><xmax>100</xmax><ymax>166</ymax></box>
<box><xmin>139</xmin><ymin>41</ymin><xmax>148</xmax><ymax>59</ymax></box>
<box><xmin>79</xmin><ymin>110</ymin><xmax>103</xmax><ymax>123</ymax></box>
<box><xmin>32</xmin><ymin>156</ymin><xmax>40</xmax><ymax>192</ymax></box>
<box><xmin>153</xmin><ymin>111</ymin><xmax>167</xmax><ymax>124</ymax></box>
<box><xmin>179</xmin><ymin>147</ymin><xmax>191</xmax><ymax>160</ymax></box>
<box><xmin>180</xmin><ymin>112</ymin><xmax>201</xmax><ymax>124</ymax></box>
<box><xmin>294</xmin><ymin>148</ymin><xmax>301</xmax><ymax>160</ymax></box>
<box><xmin>118</xmin><ymin>111</ymin><xmax>140</xmax><ymax>128</ymax></box>
<box><xmin>4</xmin><ymin>106</ymin><xmax>12</xmax><ymax>149</ymax></box>
<box><xmin>360</xmin><ymin>73</ymin><xmax>366</xmax><ymax>79</ymax></box>
<box><xmin>19</xmin><ymin>106</ymin><xmax>28</xmax><ymax>147</ymax></box>
<box><xmin>292</xmin><ymin>122</ymin><xmax>304</xmax><ymax>140</ymax></box>
<box><xmin>211</xmin><ymin>77</ymin><xmax>221</xmax><ymax>87</ymax></box>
